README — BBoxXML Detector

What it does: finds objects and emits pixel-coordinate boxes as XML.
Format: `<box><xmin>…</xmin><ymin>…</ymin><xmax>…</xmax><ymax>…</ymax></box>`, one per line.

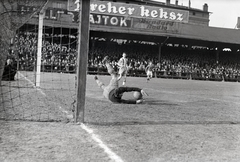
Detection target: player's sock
<box><xmin>141</xmin><ymin>90</ymin><xmax>148</xmax><ymax>96</ymax></box>
<box><xmin>94</xmin><ymin>76</ymin><xmax>105</xmax><ymax>88</ymax></box>
<box><xmin>136</xmin><ymin>99</ymin><xmax>143</xmax><ymax>104</ymax></box>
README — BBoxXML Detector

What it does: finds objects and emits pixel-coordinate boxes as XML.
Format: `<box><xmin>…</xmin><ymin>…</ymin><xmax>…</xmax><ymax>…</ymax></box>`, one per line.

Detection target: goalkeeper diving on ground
<box><xmin>94</xmin><ymin>56</ymin><xmax>148</xmax><ymax>104</ymax></box>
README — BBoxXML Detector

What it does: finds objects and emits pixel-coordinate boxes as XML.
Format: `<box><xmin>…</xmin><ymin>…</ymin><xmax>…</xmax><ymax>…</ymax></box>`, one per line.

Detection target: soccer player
<box><xmin>145</xmin><ymin>61</ymin><xmax>155</xmax><ymax>82</ymax></box>
<box><xmin>94</xmin><ymin>56</ymin><xmax>148</xmax><ymax>104</ymax></box>
<box><xmin>117</xmin><ymin>52</ymin><xmax>128</xmax><ymax>85</ymax></box>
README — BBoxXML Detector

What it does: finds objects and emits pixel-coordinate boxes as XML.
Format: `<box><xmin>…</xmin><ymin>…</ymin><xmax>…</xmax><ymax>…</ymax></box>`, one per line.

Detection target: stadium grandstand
<box><xmin>5</xmin><ymin>0</ymin><xmax>239</xmax><ymax>82</ymax></box>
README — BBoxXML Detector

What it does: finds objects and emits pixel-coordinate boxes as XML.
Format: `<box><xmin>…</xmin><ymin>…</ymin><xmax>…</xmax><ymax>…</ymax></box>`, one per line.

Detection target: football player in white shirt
<box><xmin>117</xmin><ymin>52</ymin><xmax>128</xmax><ymax>85</ymax></box>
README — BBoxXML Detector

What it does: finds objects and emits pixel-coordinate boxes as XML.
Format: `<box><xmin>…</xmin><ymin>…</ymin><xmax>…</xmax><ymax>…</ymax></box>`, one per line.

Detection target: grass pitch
<box><xmin>1</xmin><ymin>71</ymin><xmax>240</xmax><ymax>124</ymax></box>
<box><xmin>1</xmin><ymin>72</ymin><xmax>240</xmax><ymax>162</ymax></box>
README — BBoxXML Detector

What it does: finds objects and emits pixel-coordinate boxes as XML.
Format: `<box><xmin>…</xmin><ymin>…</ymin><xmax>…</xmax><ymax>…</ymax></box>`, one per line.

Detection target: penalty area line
<box><xmin>80</xmin><ymin>123</ymin><xmax>124</xmax><ymax>162</ymax></box>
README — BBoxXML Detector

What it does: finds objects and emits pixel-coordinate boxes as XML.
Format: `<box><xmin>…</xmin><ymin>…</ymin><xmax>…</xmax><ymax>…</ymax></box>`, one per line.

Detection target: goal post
<box><xmin>35</xmin><ymin>1</ymin><xmax>49</xmax><ymax>87</ymax></box>
<box><xmin>74</xmin><ymin>0</ymin><xmax>90</xmax><ymax>123</ymax></box>
<box><xmin>35</xmin><ymin>12</ymin><xmax>44</xmax><ymax>87</ymax></box>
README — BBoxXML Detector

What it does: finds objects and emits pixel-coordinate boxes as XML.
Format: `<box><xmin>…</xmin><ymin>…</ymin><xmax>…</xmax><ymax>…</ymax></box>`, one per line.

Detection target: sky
<box><xmin>151</xmin><ymin>0</ymin><xmax>240</xmax><ymax>29</ymax></box>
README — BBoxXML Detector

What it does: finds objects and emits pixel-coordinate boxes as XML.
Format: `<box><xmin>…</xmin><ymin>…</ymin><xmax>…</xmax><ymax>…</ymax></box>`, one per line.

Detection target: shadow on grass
<box><xmin>144</xmin><ymin>98</ymin><xmax>179</xmax><ymax>106</ymax></box>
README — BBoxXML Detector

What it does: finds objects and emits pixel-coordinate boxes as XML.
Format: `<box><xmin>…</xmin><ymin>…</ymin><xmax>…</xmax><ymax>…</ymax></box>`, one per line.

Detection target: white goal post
<box><xmin>35</xmin><ymin>1</ymin><xmax>49</xmax><ymax>87</ymax></box>
<box><xmin>36</xmin><ymin>12</ymin><xmax>44</xmax><ymax>87</ymax></box>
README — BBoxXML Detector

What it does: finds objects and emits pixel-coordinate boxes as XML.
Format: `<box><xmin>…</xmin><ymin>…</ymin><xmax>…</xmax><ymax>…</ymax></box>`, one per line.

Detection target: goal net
<box><xmin>0</xmin><ymin>0</ymin><xmax>79</xmax><ymax>122</ymax></box>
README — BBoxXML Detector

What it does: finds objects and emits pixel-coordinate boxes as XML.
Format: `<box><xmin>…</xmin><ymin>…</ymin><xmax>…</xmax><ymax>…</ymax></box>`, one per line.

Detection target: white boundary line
<box><xmin>18</xmin><ymin>72</ymin><xmax>46</xmax><ymax>96</ymax></box>
<box><xmin>81</xmin><ymin>124</ymin><xmax>124</xmax><ymax>162</ymax></box>
<box><xmin>18</xmin><ymin>71</ymin><xmax>124</xmax><ymax>162</ymax></box>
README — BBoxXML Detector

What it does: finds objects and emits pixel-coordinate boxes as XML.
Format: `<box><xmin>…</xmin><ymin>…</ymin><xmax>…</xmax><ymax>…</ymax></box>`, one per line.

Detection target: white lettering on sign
<box><xmin>140</xmin><ymin>6</ymin><xmax>149</xmax><ymax>17</ymax></box>
<box><xmin>107</xmin><ymin>2</ymin><xmax>118</xmax><ymax>14</ymax></box>
<box><xmin>127</xmin><ymin>8</ymin><xmax>135</xmax><ymax>15</ymax></box>
<box><xmin>111</xmin><ymin>17</ymin><xmax>118</xmax><ymax>25</ymax></box>
<box><xmin>89</xmin><ymin>14</ymin><xmax>129</xmax><ymax>27</ymax></box>
<box><xmin>159</xmin><ymin>8</ymin><xmax>168</xmax><ymax>19</ymax></box>
<box><xmin>169</xmin><ymin>12</ymin><xmax>176</xmax><ymax>20</ymax></box>
<box><xmin>102</xmin><ymin>15</ymin><xmax>109</xmax><ymax>24</ymax></box>
<box><xmin>151</xmin><ymin>10</ymin><xmax>158</xmax><ymax>18</ymax></box>
<box><xmin>74</xmin><ymin>0</ymin><xmax>80</xmax><ymax>11</ymax></box>
<box><xmin>177</xmin><ymin>13</ymin><xmax>183</xmax><ymax>21</ymax></box>
<box><xmin>119</xmin><ymin>6</ymin><xmax>126</xmax><ymax>14</ymax></box>
<box><xmin>90</xmin><ymin>2</ymin><xmax>135</xmax><ymax>15</ymax></box>
<box><xmin>98</xmin><ymin>4</ymin><xmax>106</xmax><ymax>12</ymax></box>
<box><xmin>72</xmin><ymin>0</ymin><xmax>189</xmax><ymax>22</ymax></box>
<box><xmin>138</xmin><ymin>6</ymin><xmax>184</xmax><ymax>21</ymax></box>
<box><xmin>90</xmin><ymin>4</ymin><xmax>98</xmax><ymax>11</ymax></box>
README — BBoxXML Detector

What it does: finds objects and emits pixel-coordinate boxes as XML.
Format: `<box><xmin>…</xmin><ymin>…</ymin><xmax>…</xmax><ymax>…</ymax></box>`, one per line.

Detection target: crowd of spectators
<box><xmin>88</xmin><ymin>39</ymin><xmax>240</xmax><ymax>81</ymax></box>
<box><xmin>12</xmin><ymin>31</ymin><xmax>240</xmax><ymax>82</ymax></box>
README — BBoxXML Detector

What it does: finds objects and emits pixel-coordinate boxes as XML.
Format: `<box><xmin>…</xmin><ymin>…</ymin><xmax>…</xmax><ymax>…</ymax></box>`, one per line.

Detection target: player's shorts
<box><xmin>146</xmin><ymin>70</ymin><xmax>153</xmax><ymax>77</ymax></box>
<box><xmin>118</xmin><ymin>67</ymin><xmax>128</xmax><ymax>75</ymax></box>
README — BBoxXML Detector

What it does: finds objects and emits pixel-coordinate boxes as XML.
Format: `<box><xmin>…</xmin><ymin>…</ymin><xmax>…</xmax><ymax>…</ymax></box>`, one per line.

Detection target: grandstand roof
<box><xmin>91</xmin><ymin>23</ymin><xmax>240</xmax><ymax>50</ymax></box>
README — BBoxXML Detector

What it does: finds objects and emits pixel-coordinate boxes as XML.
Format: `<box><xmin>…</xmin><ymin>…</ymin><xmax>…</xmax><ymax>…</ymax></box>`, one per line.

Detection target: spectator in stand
<box><xmin>13</xmin><ymin>31</ymin><xmax>240</xmax><ymax>82</ymax></box>
<box><xmin>138</xmin><ymin>62</ymin><xmax>146</xmax><ymax>71</ymax></box>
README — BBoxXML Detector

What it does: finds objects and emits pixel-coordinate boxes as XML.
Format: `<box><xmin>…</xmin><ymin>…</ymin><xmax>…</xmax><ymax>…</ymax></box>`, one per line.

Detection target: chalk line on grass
<box><xmin>18</xmin><ymin>72</ymin><xmax>124</xmax><ymax>162</ymax></box>
<box><xmin>18</xmin><ymin>72</ymin><xmax>46</xmax><ymax>96</ymax></box>
<box><xmin>81</xmin><ymin>123</ymin><xmax>124</xmax><ymax>162</ymax></box>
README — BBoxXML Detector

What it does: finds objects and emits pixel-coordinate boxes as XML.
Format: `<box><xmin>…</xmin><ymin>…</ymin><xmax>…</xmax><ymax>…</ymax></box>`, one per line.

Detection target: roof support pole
<box><xmin>216</xmin><ymin>47</ymin><xmax>220</xmax><ymax>64</ymax></box>
<box><xmin>158</xmin><ymin>44</ymin><xmax>162</xmax><ymax>63</ymax></box>
<box><xmin>158</xmin><ymin>37</ymin><xmax>169</xmax><ymax>63</ymax></box>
